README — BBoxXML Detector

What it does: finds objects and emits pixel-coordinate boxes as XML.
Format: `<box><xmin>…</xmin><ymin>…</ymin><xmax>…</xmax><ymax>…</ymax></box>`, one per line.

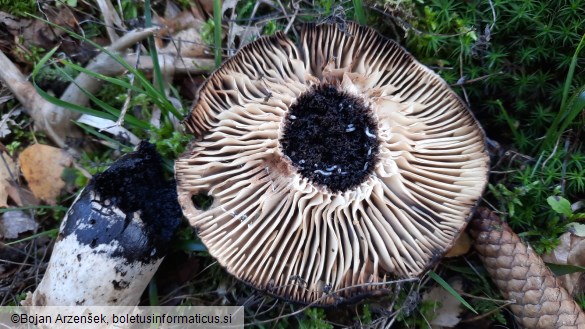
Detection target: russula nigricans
<box><xmin>176</xmin><ymin>22</ymin><xmax>489</xmax><ymax>305</ymax></box>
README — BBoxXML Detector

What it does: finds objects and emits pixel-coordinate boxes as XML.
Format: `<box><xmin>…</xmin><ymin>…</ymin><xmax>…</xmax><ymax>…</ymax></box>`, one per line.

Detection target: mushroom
<box><xmin>25</xmin><ymin>142</ymin><xmax>182</xmax><ymax>306</ymax></box>
<box><xmin>176</xmin><ymin>22</ymin><xmax>489</xmax><ymax>305</ymax></box>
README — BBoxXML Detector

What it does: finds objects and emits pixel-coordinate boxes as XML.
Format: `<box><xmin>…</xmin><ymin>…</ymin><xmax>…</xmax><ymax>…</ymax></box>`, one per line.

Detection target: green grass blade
<box><xmin>541</xmin><ymin>33</ymin><xmax>585</xmax><ymax>151</ymax></box>
<box><xmin>148</xmin><ymin>279</ymin><xmax>159</xmax><ymax>306</ymax></box>
<box><xmin>33</xmin><ymin>52</ymin><xmax>118</xmax><ymax>120</ymax></box>
<box><xmin>352</xmin><ymin>0</ymin><xmax>366</xmax><ymax>25</ymax></box>
<box><xmin>553</xmin><ymin>85</ymin><xmax>585</xmax><ymax>145</ymax></box>
<box><xmin>32</xmin><ymin>45</ymin><xmax>59</xmax><ymax>76</ymax></box>
<box><xmin>0</xmin><ymin>205</ymin><xmax>68</xmax><ymax>213</ymax></box>
<box><xmin>51</xmin><ymin>65</ymin><xmax>151</xmax><ymax>129</ymax></box>
<box><xmin>33</xmin><ymin>81</ymin><xmax>117</xmax><ymax>120</ymax></box>
<box><xmin>59</xmin><ymin>59</ymin><xmax>144</xmax><ymax>94</ymax></box>
<box><xmin>547</xmin><ymin>263</ymin><xmax>585</xmax><ymax>276</ymax></box>
<box><xmin>144</xmin><ymin>0</ymin><xmax>165</xmax><ymax>95</ymax></box>
<box><xmin>29</xmin><ymin>15</ymin><xmax>181</xmax><ymax>119</ymax></box>
<box><xmin>495</xmin><ymin>100</ymin><xmax>522</xmax><ymax>144</ymax></box>
<box><xmin>560</xmin><ymin>33</ymin><xmax>585</xmax><ymax>117</ymax></box>
<box><xmin>5</xmin><ymin>228</ymin><xmax>59</xmax><ymax>246</ymax></box>
<box><xmin>213</xmin><ymin>0</ymin><xmax>222</xmax><ymax>68</ymax></box>
<box><xmin>428</xmin><ymin>270</ymin><xmax>478</xmax><ymax>314</ymax></box>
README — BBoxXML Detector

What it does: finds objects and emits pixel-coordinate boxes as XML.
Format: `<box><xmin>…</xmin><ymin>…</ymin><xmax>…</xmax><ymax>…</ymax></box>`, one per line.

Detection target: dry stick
<box><xmin>0</xmin><ymin>51</ymin><xmax>56</xmax><ymax>143</ymax></box>
<box><xmin>0</xmin><ymin>27</ymin><xmax>158</xmax><ymax>147</ymax></box>
<box><xmin>123</xmin><ymin>54</ymin><xmax>215</xmax><ymax>75</ymax></box>
<box><xmin>1</xmin><ymin>27</ymin><xmax>213</xmax><ymax>148</ymax></box>
<box><xmin>112</xmin><ymin>44</ymin><xmax>141</xmax><ymax>129</ymax></box>
<box><xmin>95</xmin><ymin>0</ymin><xmax>124</xmax><ymax>43</ymax></box>
<box><xmin>52</xmin><ymin>27</ymin><xmax>160</xmax><ymax>144</ymax></box>
<box><xmin>469</xmin><ymin>207</ymin><xmax>585</xmax><ymax>328</ymax></box>
<box><xmin>248</xmin><ymin>278</ymin><xmax>418</xmax><ymax>326</ymax></box>
<box><xmin>283</xmin><ymin>0</ymin><xmax>299</xmax><ymax>34</ymax></box>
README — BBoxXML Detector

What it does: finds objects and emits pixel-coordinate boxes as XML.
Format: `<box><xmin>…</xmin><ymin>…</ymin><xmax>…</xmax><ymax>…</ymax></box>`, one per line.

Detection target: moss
<box><xmin>381</xmin><ymin>0</ymin><xmax>585</xmax><ymax>152</ymax></box>
<box><xmin>0</xmin><ymin>0</ymin><xmax>37</xmax><ymax>16</ymax></box>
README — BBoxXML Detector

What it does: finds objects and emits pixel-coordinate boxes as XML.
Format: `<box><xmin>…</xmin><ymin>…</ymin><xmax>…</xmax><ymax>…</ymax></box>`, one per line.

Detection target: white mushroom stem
<box><xmin>23</xmin><ymin>142</ymin><xmax>182</xmax><ymax>306</ymax></box>
<box><xmin>26</xmin><ymin>230</ymin><xmax>164</xmax><ymax>306</ymax></box>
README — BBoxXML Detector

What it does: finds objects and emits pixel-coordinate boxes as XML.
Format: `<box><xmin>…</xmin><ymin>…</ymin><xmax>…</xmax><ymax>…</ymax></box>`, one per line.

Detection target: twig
<box><xmin>113</xmin><ymin>44</ymin><xmax>141</xmax><ymax>128</ymax></box>
<box><xmin>123</xmin><ymin>54</ymin><xmax>214</xmax><ymax>74</ymax></box>
<box><xmin>247</xmin><ymin>278</ymin><xmax>418</xmax><ymax>326</ymax></box>
<box><xmin>95</xmin><ymin>0</ymin><xmax>123</xmax><ymax>42</ymax></box>
<box><xmin>0</xmin><ymin>51</ymin><xmax>57</xmax><ymax>143</ymax></box>
<box><xmin>451</xmin><ymin>72</ymin><xmax>503</xmax><ymax>87</ymax></box>
<box><xmin>0</xmin><ymin>27</ymin><xmax>159</xmax><ymax>148</ymax></box>
<box><xmin>541</xmin><ymin>136</ymin><xmax>561</xmax><ymax>169</ymax></box>
<box><xmin>458</xmin><ymin>52</ymin><xmax>471</xmax><ymax>106</ymax></box>
<box><xmin>283</xmin><ymin>1</ymin><xmax>300</xmax><ymax>34</ymax></box>
<box><xmin>488</xmin><ymin>0</ymin><xmax>497</xmax><ymax>31</ymax></box>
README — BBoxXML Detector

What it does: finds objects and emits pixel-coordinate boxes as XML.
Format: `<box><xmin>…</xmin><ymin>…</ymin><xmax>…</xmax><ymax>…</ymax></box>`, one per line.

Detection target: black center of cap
<box><xmin>280</xmin><ymin>84</ymin><xmax>379</xmax><ymax>192</ymax></box>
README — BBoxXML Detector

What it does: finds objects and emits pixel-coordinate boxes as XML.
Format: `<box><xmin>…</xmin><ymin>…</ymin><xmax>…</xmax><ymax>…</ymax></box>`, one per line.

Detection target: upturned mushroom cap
<box><xmin>176</xmin><ymin>22</ymin><xmax>489</xmax><ymax>305</ymax></box>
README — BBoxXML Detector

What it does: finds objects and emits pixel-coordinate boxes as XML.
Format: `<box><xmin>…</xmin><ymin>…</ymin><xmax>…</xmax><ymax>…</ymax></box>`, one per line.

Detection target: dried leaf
<box><xmin>18</xmin><ymin>144</ymin><xmax>73</xmax><ymax>205</ymax></box>
<box><xmin>445</xmin><ymin>231</ymin><xmax>472</xmax><ymax>258</ymax></box>
<box><xmin>228</xmin><ymin>23</ymin><xmax>262</xmax><ymax>50</ymax></box>
<box><xmin>542</xmin><ymin>231</ymin><xmax>585</xmax><ymax>295</ymax></box>
<box><xmin>0</xmin><ymin>109</ymin><xmax>21</xmax><ymax>138</ymax></box>
<box><xmin>221</xmin><ymin>0</ymin><xmax>238</xmax><ymax>16</ymax></box>
<box><xmin>5</xmin><ymin>181</ymin><xmax>40</xmax><ymax>207</ymax></box>
<box><xmin>0</xmin><ymin>209</ymin><xmax>38</xmax><ymax>239</ymax></box>
<box><xmin>0</xmin><ymin>152</ymin><xmax>18</xmax><ymax>208</ymax></box>
<box><xmin>158</xmin><ymin>11</ymin><xmax>207</xmax><ymax>58</ymax></box>
<box><xmin>197</xmin><ymin>0</ymin><xmax>214</xmax><ymax>14</ymax></box>
<box><xmin>423</xmin><ymin>277</ymin><xmax>464</xmax><ymax>328</ymax></box>
<box><xmin>165</xmin><ymin>0</ymin><xmax>182</xmax><ymax>18</ymax></box>
<box><xmin>2</xmin><ymin>7</ymin><xmax>77</xmax><ymax>60</ymax></box>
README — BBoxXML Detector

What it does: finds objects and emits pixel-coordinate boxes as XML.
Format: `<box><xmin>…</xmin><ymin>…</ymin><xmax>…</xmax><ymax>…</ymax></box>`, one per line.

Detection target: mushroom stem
<box><xmin>23</xmin><ymin>142</ymin><xmax>182</xmax><ymax>306</ymax></box>
<box><xmin>469</xmin><ymin>208</ymin><xmax>585</xmax><ymax>328</ymax></box>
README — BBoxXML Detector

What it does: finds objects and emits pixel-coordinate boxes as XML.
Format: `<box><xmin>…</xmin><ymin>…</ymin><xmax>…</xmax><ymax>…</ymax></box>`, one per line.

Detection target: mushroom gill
<box><xmin>176</xmin><ymin>22</ymin><xmax>489</xmax><ymax>305</ymax></box>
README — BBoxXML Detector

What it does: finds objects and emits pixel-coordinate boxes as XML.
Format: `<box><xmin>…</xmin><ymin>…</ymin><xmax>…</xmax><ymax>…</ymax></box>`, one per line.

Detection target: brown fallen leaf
<box><xmin>18</xmin><ymin>144</ymin><xmax>73</xmax><ymax>205</ymax></box>
<box><xmin>0</xmin><ymin>151</ymin><xmax>18</xmax><ymax>208</ymax></box>
<box><xmin>542</xmin><ymin>227</ymin><xmax>585</xmax><ymax>296</ymax></box>
<box><xmin>155</xmin><ymin>10</ymin><xmax>208</xmax><ymax>58</ymax></box>
<box><xmin>5</xmin><ymin>181</ymin><xmax>40</xmax><ymax>207</ymax></box>
<box><xmin>1</xmin><ymin>8</ymin><xmax>77</xmax><ymax>66</ymax></box>
<box><xmin>422</xmin><ymin>277</ymin><xmax>463</xmax><ymax>328</ymax></box>
<box><xmin>444</xmin><ymin>231</ymin><xmax>472</xmax><ymax>258</ymax></box>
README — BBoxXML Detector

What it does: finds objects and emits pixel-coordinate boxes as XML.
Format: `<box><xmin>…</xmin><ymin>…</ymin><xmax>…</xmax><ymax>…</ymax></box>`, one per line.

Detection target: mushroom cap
<box><xmin>176</xmin><ymin>22</ymin><xmax>489</xmax><ymax>305</ymax></box>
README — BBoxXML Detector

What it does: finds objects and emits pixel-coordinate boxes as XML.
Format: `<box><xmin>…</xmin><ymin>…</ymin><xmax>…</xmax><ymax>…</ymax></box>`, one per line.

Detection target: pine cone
<box><xmin>469</xmin><ymin>207</ymin><xmax>585</xmax><ymax>328</ymax></box>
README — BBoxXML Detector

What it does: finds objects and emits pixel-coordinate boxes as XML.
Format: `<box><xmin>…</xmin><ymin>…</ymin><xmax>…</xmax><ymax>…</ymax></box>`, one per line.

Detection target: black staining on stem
<box><xmin>61</xmin><ymin>141</ymin><xmax>182</xmax><ymax>263</ymax></box>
